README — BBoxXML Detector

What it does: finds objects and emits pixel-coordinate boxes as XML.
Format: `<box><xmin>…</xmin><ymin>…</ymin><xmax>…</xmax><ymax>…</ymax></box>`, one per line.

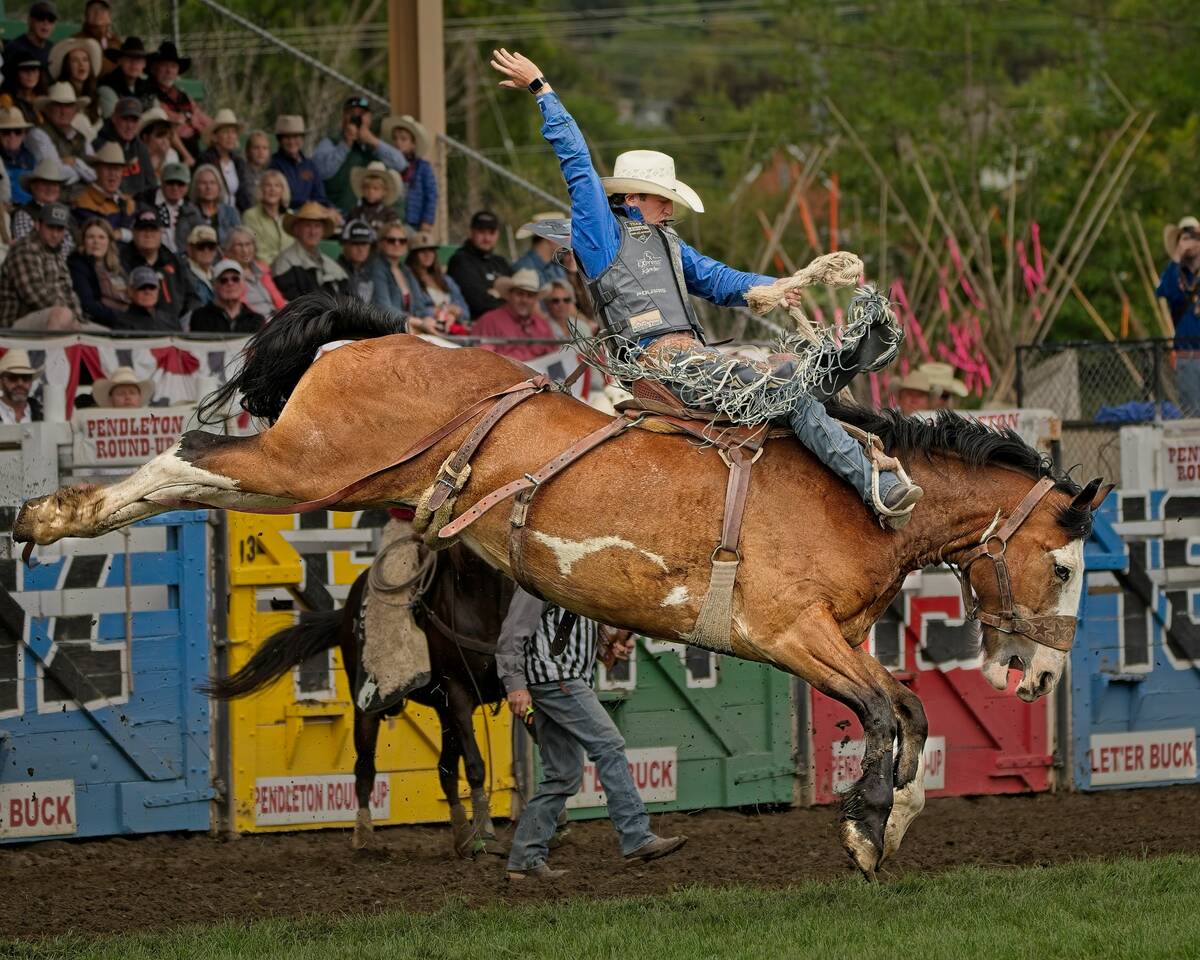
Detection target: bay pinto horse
<box><xmin>14</xmin><ymin>296</ymin><xmax>1111</xmax><ymax>879</ymax></box>
<box><xmin>205</xmin><ymin>542</ymin><xmax>513</xmax><ymax>858</ymax></box>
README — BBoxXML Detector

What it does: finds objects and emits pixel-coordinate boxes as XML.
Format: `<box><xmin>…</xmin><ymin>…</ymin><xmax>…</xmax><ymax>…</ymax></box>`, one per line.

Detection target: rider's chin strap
<box><xmin>949</xmin><ymin>476</ymin><xmax>1075</xmax><ymax>653</ymax></box>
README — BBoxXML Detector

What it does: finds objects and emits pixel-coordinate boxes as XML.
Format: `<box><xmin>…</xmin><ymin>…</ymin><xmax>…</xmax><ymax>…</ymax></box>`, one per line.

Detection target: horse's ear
<box><xmin>1089</xmin><ymin>481</ymin><xmax>1115</xmax><ymax>511</ymax></box>
<box><xmin>1072</xmin><ymin>477</ymin><xmax>1102</xmax><ymax>510</ymax></box>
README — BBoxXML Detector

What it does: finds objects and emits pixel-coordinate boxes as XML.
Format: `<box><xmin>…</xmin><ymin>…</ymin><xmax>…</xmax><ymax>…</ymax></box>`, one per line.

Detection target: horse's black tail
<box><xmin>201</xmin><ymin>609</ymin><xmax>345</xmax><ymax>699</ymax></box>
<box><xmin>197</xmin><ymin>293</ymin><xmax>406</xmax><ymax>426</ymax></box>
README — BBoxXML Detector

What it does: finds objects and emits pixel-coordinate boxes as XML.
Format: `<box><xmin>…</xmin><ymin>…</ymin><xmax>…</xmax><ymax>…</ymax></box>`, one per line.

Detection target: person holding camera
<box><xmin>313</xmin><ymin>96</ymin><xmax>408</xmax><ymax>215</ymax></box>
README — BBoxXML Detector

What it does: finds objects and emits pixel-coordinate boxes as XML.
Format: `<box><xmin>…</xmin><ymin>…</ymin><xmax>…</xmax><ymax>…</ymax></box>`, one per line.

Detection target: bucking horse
<box><xmin>13</xmin><ymin>295</ymin><xmax>1110</xmax><ymax>879</ymax></box>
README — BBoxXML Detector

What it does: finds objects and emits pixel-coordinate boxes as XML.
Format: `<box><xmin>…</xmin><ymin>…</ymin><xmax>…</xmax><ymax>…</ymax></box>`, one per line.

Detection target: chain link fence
<box><xmin>1016</xmin><ymin>339</ymin><xmax>1187</xmax><ymax>482</ymax></box>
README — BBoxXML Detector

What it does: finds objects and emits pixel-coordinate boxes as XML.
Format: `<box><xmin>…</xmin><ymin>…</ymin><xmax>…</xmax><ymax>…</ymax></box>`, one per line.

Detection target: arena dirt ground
<box><xmin>3</xmin><ymin>784</ymin><xmax>1199</xmax><ymax>940</ymax></box>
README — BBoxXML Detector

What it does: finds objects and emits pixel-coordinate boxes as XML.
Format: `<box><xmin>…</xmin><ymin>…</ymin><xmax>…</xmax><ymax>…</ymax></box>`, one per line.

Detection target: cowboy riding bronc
<box><xmin>490</xmin><ymin>48</ymin><xmax>923</xmax><ymax>527</ymax></box>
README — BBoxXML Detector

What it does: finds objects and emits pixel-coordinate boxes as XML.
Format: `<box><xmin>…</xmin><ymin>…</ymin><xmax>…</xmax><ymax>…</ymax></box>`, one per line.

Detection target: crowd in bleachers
<box><xmin>0</xmin><ymin>0</ymin><xmax>590</xmax><ymax>348</ymax></box>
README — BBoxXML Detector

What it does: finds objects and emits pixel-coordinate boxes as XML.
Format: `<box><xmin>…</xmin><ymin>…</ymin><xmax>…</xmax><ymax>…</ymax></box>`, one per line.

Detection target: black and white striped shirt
<box><xmin>495</xmin><ymin>588</ymin><xmax>597</xmax><ymax>690</ymax></box>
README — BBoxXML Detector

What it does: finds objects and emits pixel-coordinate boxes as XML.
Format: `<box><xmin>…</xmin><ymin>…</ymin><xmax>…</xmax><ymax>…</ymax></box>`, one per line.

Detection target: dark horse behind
<box><xmin>205</xmin><ymin>541</ymin><xmax>514</xmax><ymax>857</ymax></box>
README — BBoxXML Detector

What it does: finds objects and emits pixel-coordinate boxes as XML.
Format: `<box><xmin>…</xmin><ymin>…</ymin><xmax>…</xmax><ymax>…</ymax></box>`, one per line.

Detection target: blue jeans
<box><xmin>788</xmin><ymin>392</ymin><xmax>897</xmax><ymax>505</ymax></box>
<box><xmin>507</xmin><ymin>678</ymin><xmax>655</xmax><ymax>870</ymax></box>
<box><xmin>1178</xmin><ymin>357</ymin><xmax>1200</xmax><ymax>417</ymax></box>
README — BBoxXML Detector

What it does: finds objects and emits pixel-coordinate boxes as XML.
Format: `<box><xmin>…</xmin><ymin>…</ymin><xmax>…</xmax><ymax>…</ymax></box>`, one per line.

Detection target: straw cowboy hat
<box><xmin>91</xmin><ymin>140</ymin><xmax>127</xmax><ymax>167</ymax></box>
<box><xmin>493</xmin><ymin>268</ymin><xmax>542</xmax><ymax>298</ymax></box>
<box><xmin>408</xmin><ymin>231</ymin><xmax>439</xmax><ymax>252</ymax></box>
<box><xmin>0</xmin><ymin>106</ymin><xmax>33</xmax><ymax>131</ymax></box>
<box><xmin>1163</xmin><ymin>215</ymin><xmax>1200</xmax><ymax>262</ymax></box>
<box><xmin>206</xmin><ymin>108</ymin><xmax>244</xmax><ymax>141</ymax></box>
<box><xmin>93</xmin><ymin>367</ymin><xmax>153</xmax><ymax>407</ymax></box>
<box><xmin>896</xmin><ymin>361</ymin><xmax>968</xmax><ymax>398</ymax></box>
<box><xmin>19</xmin><ymin>157</ymin><xmax>68</xmax><ymax>190</ymax></box>
<box><xmin>134</xmin><ymin>106</ymin><xmax>179</xmax><ymax>138</ymax></box>
<box><xmin>0</xmin><ymin>350</ymin><xmax>43</xmax><ymax>377</ymax></box>
<box><xmin>49</xmin><ymin>36</ymin><xmax>102</xmax><ymax>80</ymax></box>
<box><xmin>350</xmin><ymin>161</ymin><xmax>403</xmax><ymax>205</ymax></box>
<box><xmin>381</xmin><ymin>114</ymin><xmax>430</xmax><ymax>155</ymax></box>
<box><xmin>35</xmin><ymin>81</ymin><xmax>90</xmax><ymax>113</ymax></box>
<box><xmin>515</xmin><ymin>210</ymin><xmax>568</xmax><ymax>240</ymax></box>
<box><xmin>283</xmin><ymin>201</ymin><xmax>339</xmax><ymax>239</ymax></box>
<box><xmin>600</xmin><ymin>149</ymin><xmax>704</xmax><ymax>214</ymax></box>
<box><xmin>274</xmin><ymin>114</ymin><xmax>307</xmax><ymax>137</ymax></box>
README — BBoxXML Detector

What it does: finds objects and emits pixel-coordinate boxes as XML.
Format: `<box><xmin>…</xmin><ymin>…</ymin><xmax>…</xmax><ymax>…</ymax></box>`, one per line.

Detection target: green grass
<box><xmin>6</xmin><ymin>856</ymin><xmax>1199</xmax><ymax>960</ymax></box>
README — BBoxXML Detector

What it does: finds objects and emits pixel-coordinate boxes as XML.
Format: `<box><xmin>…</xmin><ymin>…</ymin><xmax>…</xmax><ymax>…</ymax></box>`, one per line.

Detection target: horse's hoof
<box><xmin>840</xmin><ymin>819</ymin><xmax>882</xmax><ymax>878</ymax></box>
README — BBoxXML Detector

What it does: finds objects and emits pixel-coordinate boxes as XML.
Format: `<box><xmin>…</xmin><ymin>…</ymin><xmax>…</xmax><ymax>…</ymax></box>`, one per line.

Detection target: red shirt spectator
<box><xmin>474</xmin><ymin>268</ymin><xmax>557</xmax><ymax>361</ymax></box>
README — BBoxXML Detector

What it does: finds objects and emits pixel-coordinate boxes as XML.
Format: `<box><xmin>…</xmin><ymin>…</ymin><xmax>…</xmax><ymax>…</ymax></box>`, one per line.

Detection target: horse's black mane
<box><xmin>823</xmin><ymin>399</ymin><xmax>1091</xmax><ymax>539</ymax></box>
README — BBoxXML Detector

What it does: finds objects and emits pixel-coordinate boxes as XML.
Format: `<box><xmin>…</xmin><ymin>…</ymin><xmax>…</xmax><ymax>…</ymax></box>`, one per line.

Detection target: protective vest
<box><xmin>587</xmin><ymin>215</ymin><xmax>705</xmax><ymax>344</ymax></box>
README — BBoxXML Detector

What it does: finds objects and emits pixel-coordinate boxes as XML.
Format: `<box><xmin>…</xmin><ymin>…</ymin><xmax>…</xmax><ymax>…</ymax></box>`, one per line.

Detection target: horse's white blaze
<box><xmin>883</xmin><ymin>749</ymin><xmax>926</xmax><ymax>861</ymax></box>
<box><xmin>661</xmin><ymin>585</ymin><xmax>690</xmax><ymax>607</ymax></box>
<box><xmin>531</xmin><ymin>532</ymin><xmax>668</xmax><ymax>576</ymax></box>
<box><xmin>1051</xmin><ymin>540</ymin><xmax>1085</xmax><ymax>617</ymax></box>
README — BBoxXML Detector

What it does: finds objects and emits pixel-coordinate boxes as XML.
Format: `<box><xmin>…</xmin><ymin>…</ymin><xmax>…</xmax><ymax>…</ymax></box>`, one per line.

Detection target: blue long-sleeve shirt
<box><xmin>1155</xmin><ymin>261</ymin><xmax>1200</xmax><ymax>350</ymax></box>
<box><xmin>536</xmin><ymin>92</ymin><xmax>773</xmax><ymax>307</ymax></box>
<box><xmin>402</xmin><ymin>155</ymin><xmax>439</xmax><ymax>228</ymax></box>
<box><xmin>268</xmin><ymin>149</ymin><xmax>329</xmax><ymax>208</ymax></box>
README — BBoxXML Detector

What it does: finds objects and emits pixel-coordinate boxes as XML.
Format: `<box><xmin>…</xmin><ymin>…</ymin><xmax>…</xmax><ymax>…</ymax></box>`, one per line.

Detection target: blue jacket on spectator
<box><xmin>401</xmin><ymin>155</ymin><xmax>438</xmax><ymax>228</ymax></box>
<box><xmin>268</xmin><ymin>149</ymin><xmax>329</xmax><ymax>208</ymax></box>
<box><xmin>1</xmin><ymin>141</ymin><xmax>36</xmax><ymax>206</ymax></box>
<box><xmin>512</xmin><ymin>247</ymin><xmax>568</xmax><ymax>288</ymax></box>
<box><xmin>409</xmin><ymin>272</ymin><xmax>469</xmax><ymax>318</ymax></box>
<box><xmin>1155</xmin><ymin>261</ymin><xmax>1200</xmax><ymax>350</ymax></box>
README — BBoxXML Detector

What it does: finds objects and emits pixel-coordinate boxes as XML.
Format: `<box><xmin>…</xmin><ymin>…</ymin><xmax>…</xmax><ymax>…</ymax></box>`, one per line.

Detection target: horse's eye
<box><xmin>1054</xmin><ymin>564</ymin><xmax>1071</xmax><ymax>583</ymax></box>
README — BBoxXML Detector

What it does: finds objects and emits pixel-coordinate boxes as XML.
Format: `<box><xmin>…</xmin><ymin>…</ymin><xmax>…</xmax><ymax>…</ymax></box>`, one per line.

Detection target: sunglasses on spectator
<box><xmin>32</xmin><ymin>11</ymin><xmax>57</xmax><ymax>21</ymax></box>
<box><xmin>2</xmin><ymin>373</ymin><xmax>34</xmax><ymax>382</ymax></box>
<box><xmin>0</xmin><ymin>129</ymin><xmax>24</xmax><ymax>136</ymax></box>
<box><xmin>383</xmin><ymin>236</ymin><xmax>408</xmax><ymax>245</ymax></box>
<box><xmin>193</xmin><ymin>241</ymin><xmax>218</xmax><ymax>250</ymax></box>
<box><xmin>216</xmin><ymin>274</ymin><xmax>241</xmax><ymax>284</ymax></box>
<box><xmin>547</xmin><ymin>296</ymin><xmax>573</xmax><ymax>304</ymax></box>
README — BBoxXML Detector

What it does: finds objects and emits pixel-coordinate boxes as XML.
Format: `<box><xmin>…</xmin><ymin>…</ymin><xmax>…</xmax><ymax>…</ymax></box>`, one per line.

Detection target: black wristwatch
<box><xmin>528</xmin><ymin>76</ymin><xmax>548</xmax><ymax>94</ymax></box>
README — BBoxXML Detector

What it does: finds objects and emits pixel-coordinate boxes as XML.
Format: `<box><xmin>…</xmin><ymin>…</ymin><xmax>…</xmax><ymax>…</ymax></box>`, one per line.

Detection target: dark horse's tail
<box><xmin>201</xmin><ymin>609</ymin><xmax>344</xmax><ymax>699</ymax></box>
<box><xmin>198</xmin><ymin>293</ymin><xmax>406</xmax><ymax>425</ymax></box>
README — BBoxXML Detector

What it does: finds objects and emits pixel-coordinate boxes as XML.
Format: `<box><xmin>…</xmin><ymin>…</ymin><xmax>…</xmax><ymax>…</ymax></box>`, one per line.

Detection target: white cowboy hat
<box><xmin>600</xmin><ymin>149</ymin><xmax>704</xmax><ymax>214</ymax></box>
<box><xmin>91</xmin><ymin>140</ymin><xmax>127</xmax><ymax>167</ymax></box>
<box><xmin>381</xmin><ymin>114</ymin><xmax>430</xmax><ymax>156</ymax></box>
<box><xmin>49</xmin><ymin>37</ymin><xmax>102</xmax><ymax>81</ymax></box>
<box><xmin>349</xmin><ymin>161</ymin><xmax>403</xmax><ymax>206</ymax></box>
<box><xmin>897</xmin><ymin>362</ymin><xmax>968</xmax><ymax>398</ymax></box>
<box><xmin>1163</xmin><ymin>215</ymin><xmax>1200</xmax><ymax>262</ymax></box>
<box><xmin>206</xmin><ymin>108</ymin><xmax>244</xmax><ymax>141</ymax></box>
<box><xmin>493</xmin><ymin>268</ymin><xmax>542</xmax><ymax>297</ymax></box>
<box><xmin>516</xmin><ymin>210</ymin><xmax>568</xmax><ymax>240</ymax></box>
<box><xmin>0</xmin><ymin>349</ymin><xmax>43</xmax><ymax>377</ymax></box>
<box><xmin>134</xmin><ymin>106</ymin><xmax>179</xmax><ymax>138</ymax></box>
<box><xmin>274</xmin><ymin>114</ymin><xmax>306</xmax><ymax>137</ymax></box>
<box><xmin>93</xmin><ymin>366</ymin><xmax>153</xmax><ymax>407</ymax></box>
<box><xmin>35</xmin><ymin>81</ymin><xmax>90</xmax><ymax>113</ymax></box>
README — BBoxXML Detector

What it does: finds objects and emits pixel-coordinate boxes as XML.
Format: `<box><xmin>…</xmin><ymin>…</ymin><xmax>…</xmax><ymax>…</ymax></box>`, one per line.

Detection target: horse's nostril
<box><xmin>1036</xmin><ymin>671</ymin><xmax>1053</xmax><ymax>695</ymax></box>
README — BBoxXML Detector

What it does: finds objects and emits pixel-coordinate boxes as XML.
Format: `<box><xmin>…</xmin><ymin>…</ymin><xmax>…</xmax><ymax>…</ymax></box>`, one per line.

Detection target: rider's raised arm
<box><xmin>678</xmin><ymin>239</ymin><xmax>776</xmax><ymax>309</ymax></box>
<box><xmin>535</xmin><ymin>92</ymin><xmax>621</xmax><ymax>279</ymax></box>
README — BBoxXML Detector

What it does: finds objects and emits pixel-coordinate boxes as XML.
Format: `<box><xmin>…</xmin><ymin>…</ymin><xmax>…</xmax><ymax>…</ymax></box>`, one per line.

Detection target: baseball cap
<box><xmin>187</xmin><ymin>224</ymin><xmax>218</xmax><ymax>246</ymax></box>
<box><xmin>38</xmin><ymin>203</ymin><xmax>70</xmax><ymax>228</ymax></box>
<box><xmin>470</xmin><ymin>210</ymin><xmax>500</xmax><ymax>231</ymax></box>
<box><xmin>130</xmin><ymin>266</ymin><xmax>160</xmax><ymax>289</ymax></box>
<box><xmin>133</xmin><ymin>208</ymin><xmax>162</xmax><ymax>231</ymax></box>
<box><xmin>114</xmin><ymin>98</ymin><xmax>143</xmax><ymax>119</ymax></box>
<box><xmin>340</xmin><ymin>219</ymin><xmax>376</xmax><ymax>244</ymax></box>
<box><xmin>213</xmin><ymin>258</ymin><xmax>243</xmax><ymax>279</ymax></box>
<box><xmin>31</xmin><ymin>1</ymin><xmax>58</xmax><ymax>21</ymax></box>
<box><xmin>162</xmin><ymin>162</ymin><xmax>190</xmax><ymax>185</ymax></box>
<box><xmin>343</xmin><ymin>95</ymin><xmax>371</xmax><ymax>111</ymax></box>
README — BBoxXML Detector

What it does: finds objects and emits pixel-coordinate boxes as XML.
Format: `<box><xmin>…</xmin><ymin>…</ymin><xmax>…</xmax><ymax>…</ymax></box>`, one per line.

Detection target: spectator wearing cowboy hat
<box><xmin>175</xmin><ymin>163</ymin><xmax>240</xmax><ymax>249</ymax></box>
<box><xmin>120</xmin><ymin>207</ymin><xmax>192</xmax><ymax>323</ymax></box>
<box><xmin>93</xmin><ymin>366</ymin><xmax>153</xmax><ymax>409</ymax></box>
<box><xmin>0</xmin><ymin>203</ymin><xmax>85</xmax><ymax>330</ymax></box>
<box><xmin>0</xmin><ymin>349</ymin><xmax>44</xmax><ymax>424</ymax></box>
<box><xmin>893</xmin><ymin>362</ymin><xmax>969</xmax><ymax>415</ymax></box>
<box><xmin>183</xmin><ymin>223</ymin><xmax>219</xmax><ymax>311</ymax></box>
<box><xmin>94</xmin><ymin>97</ymin><xmax>156</xmax><ymax>197</ymax></box>
<box><xmin>2</xmin><ymin>57</ymin><xmax>50</xmax><ymax>128</ymax></box>
<box><xmin>98</xmin><ymin>36</ymin><xmax>148</xmax><ymax>106</ymax></box>
<box><xmin>268</xmin><ymin>114</ymin><xmax>329</xmax><ymax>209</ymax></box>
<box><xmin>48</xmin><ymin>36</ymin><xmax>103</xmax><ymax>135</ymax></box>
<box><xmin>73</xmin><ymin>0</ymin><xmax>122</xmax><ymax>73</ymax></box>
<box><xmin>406</xmin><ymin>230</ymin><xmax>469</xmax><ymax>323</ymax></box>
<box><xmin>115</xmin><ymin>263</ymin><xmax>178</xmax><ymax>332</ymax></box>
<box><xmin>135</xmin><ymin>106</ymin><xmax>185</xmax><ymax>186</ymax></box>
<box><xmin>72</xmin><ymin>140</ymin><xmax>137</xmax><ymax>240</ymax></box>
<box><xmin>512</xmin><ymin>210</ymin><xmax>569</xmax><ymax>288</ymax></box>
<box><xmin>11</xmin><ymin>158</ymin><xmax>74</xmax><ymax>253</ymax></box>
<box><xmin>473</xmin><ymin>268</ymin><xmax>558</xmax><ymax>361</ymax></box>
<box><xmin>3</xmin><ymin>1</ymin><xmax>58</xmax><ymax>86</ymax></box>
<box><xmin>271</xmin><ymin>201</ymin><xmax>347</xmax><ymax>300</ymax></box>
<box><xmin>313</xmin><ymin>95</ymin><xmax>408</xmax><ymax>214</ymax></box>
<box><xmin>346</xmin><ymin>160</ymin><xmax>402</xmax><ymax>234</ymax></box>
<box><xmin>241</xmin><ymin>168</ymin><xmax>292</xmax><ymax>265</ymax></box>
<box><xmin>197</xmin><ymin>108</ymin><xmax>253</xmax><ymax>212</ymax></box>
<box><xmin>145</xmin><ymin>41</ymin><xmax>210</xmax><ymax>158</ymax></box>
<box><xmin>189</xmin><ymin>258</ymin><xmax>263</xmax><ymax>334</ymax></box>
<box><xmin>383</xmin><ymin>114</ymin><xmax>438</xmax><ymax>231</ymax></box>
<box><xmin>35</xmin><ymin>82</ymin><xmax>96</xmax><ymax>183</ymax></box>
<box><xmin>138</xmin><ymin>162</ymin><xmax>194</xmax><ymax>254</ymax></box>
<box><xmin>1158</xmin><ymin>216</ymin><xmax>1200</xmax><ymax>415</ymax></box>
<box><xmin>0</xmin><ymin>106</ymin><xmax>39</xmax><ymax>206</ymax></box>
<box><xmin>448</xmin><ymin>210</ymin><xmax>513</xmax><ymax>319</ymax></box>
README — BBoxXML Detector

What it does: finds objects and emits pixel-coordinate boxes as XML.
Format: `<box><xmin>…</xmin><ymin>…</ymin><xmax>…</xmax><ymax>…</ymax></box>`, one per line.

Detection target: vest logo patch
<box><xmin>628</xmin><ymin>309</ymin><xmax>663</xmax><ymax>333</ymax></box>
<box><xmin>637</xmin><ymin>250</ymin><xmax>663</xmax><ymax>276</ymax></box>
<box><xmin>626</xmin><ymin>221</ymin><xmax>652</xmax><ymax>242</ymax></box>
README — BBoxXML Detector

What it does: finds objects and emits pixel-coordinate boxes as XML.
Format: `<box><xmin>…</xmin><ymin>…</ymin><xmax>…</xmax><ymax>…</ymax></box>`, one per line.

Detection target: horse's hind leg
<box><xmin>855</xmin><ymin>650</ymin><xmax>929</xmax><ymax>864</ymax></box>
<box><xmin>767</xmin><ymin>609</ymin><xmax>897</xmax><ymax>880</ymax></box>
<box><xmin>351</xmin><ymin>708</ymin><xmax>384</xmax><ymax>851</ymax></box>
<box><xmin>434</xmin><ymin>702</ymin><xmax>473</xmax><ymax>858</ymax></box>
<box><xmin>447</xmin><ymin>679</ymin><xmax>499</xmax><ymax>851</ymax></box>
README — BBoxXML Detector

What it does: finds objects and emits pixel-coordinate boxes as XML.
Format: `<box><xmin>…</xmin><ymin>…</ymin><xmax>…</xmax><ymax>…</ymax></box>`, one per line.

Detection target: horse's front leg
<box><xmin>766</xmin><ymin>609</ymin><xmax>896</xmax><ymax>880</ymax></box>
<box><xmin>433</xmin><ymin>701</ymin><xmax>473</xmax><ymax>858</ymax></box>
<box><xmin>855</xmin><ymin>649</ymin><xmax>929</xmax><ymax>864</ymax></box>
<box><xmin>446</xmin><ymin>679</ymin><xmax>500</xmax><ymax>853</ymax></box>
<box><xmin>351</xmin><ymin>708</ymin><xmax>384</xmax><ymax>851</ymax></box>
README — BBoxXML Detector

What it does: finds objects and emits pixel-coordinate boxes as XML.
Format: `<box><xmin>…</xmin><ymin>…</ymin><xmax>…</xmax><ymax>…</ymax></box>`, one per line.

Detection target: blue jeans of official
<box><xmin>508</xmin><ymin>678</ymin><xmax>655</xmax><ymax>870</ymax></box>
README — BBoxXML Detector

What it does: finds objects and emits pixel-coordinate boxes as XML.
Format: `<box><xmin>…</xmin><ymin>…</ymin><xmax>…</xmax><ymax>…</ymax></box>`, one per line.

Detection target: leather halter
<box><xmin>950</xmin><ymin>476</ymin><xmax>1076</xmax><ymax>653</ymax></box>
